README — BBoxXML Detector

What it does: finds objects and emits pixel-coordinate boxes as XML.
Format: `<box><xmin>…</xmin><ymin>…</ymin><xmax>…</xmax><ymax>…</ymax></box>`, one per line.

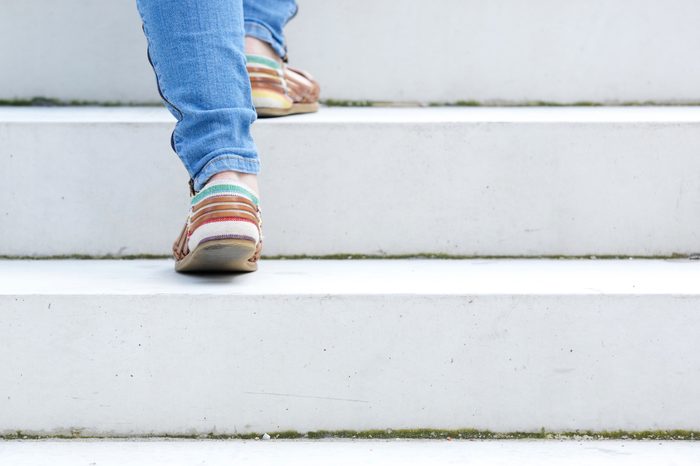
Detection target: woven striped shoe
<box><xmin>173</xmin><ymin>180</ymin><xmax>263</xmax><ymax>273</ymax></box>
<box><xmin>246</xmin><ymin>54</ymin><xmax>320</xmax><ymax>117</ymax></box>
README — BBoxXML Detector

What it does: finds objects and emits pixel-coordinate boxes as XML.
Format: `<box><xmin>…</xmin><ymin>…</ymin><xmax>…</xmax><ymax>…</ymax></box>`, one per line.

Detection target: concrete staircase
<box><xmin>2</xmin><ymin>0</ymin><xmax>700</xmax><ymax>464</ymax></box>
<box><xmin>3</xmin><ymin>106</ymin><xmax>700</xmax><ymax>257</ymax></box>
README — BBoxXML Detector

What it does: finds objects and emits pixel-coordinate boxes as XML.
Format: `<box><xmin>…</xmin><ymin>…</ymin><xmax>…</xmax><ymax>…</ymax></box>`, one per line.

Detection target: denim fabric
<box><xmin>244</xmin><ymin>0</ymin><xmax>298</xmax><ymax>60</ymax></box>
<box><xmin>136</xmin><ymin>0</ymin><xmax>297</xmax><ymax>191</ymax></box>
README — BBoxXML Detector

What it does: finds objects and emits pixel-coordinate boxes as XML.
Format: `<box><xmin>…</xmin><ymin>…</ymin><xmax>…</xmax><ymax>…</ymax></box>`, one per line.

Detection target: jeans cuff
<box><xmin>244</xmin><ymin>21</ymin><xmax>287</xmax><ymax>59</ymax></box>
<box><xmin>193</xmin><ymin>152</ymin><xmax>261</xmax><ymax>192</ymax></box>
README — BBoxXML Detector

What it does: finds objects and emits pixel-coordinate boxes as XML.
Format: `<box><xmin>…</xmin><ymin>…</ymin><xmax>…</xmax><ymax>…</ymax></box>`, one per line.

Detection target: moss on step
<box><xmin>262</xmin><ymin>253</ymin><xmax>696</xmax><ymax>260</ymax></box>
<box><xmin>2</xmin><ymin>428</ymin><xmax>699</xmax><ymax>441</ymax></box>
<box><xmin>0</xmin><ymin>254</ymin><xmax>170</xmax><ymax>260</ymax></box>
<box><xmin>320</xmin><ymin>99</ymin><xmax>427</xmax><ymax>108</ymax></box>
<box><xmin>317</xmin><ymin>99</ymin><xmax>700</xmax><ymax>107</ymax></box>
<box><xmin>3</xmin><ymin>97</ymin><xmax>700</xmax><ymax>108</ymax></box>
<box><xmin>320</xmin><ymin>99</ymin><xmax>376</xmax><ymax>107</ymax></box>
<box><xmin>1</xmin><ymin>253</ymin><xmax>697</xmax><ymax>260</ymax></box>
<box><xmin>429</xmin><ymin>100</ymin><xmax>482</xmax><ymax>107</ymax></box>
<box><xmin>0</xmin><ymin>97</ymin><xmax>159</xmax><ymax>107</ymax></box>
<box><xmin>431</xmin><ymin>100</ymin><xmax>700</xmax><ymax>107</ymax></box>
<box><xmin>304</xmin><ymin>428</ymin><xmax>700</xmax><ymax>440</ymax></box>
<box><xmin>526</xmin><ymin>101</ymin><xmax>603</xmax><ymax>107</ymax></box>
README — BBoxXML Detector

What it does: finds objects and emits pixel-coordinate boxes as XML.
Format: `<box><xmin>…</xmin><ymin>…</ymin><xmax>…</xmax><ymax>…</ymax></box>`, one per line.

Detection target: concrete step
<box><xmin>1</xmin><ymin>258</ymin><xmax>700</xmax><ymax>435</ymax></box>
<box><xmin>2</xmin><ymin>0</ymin><xmax>700</xmax><ymax>103</ymax></box>
<box><xmin>3</xmin><ymin>106</ymin><xmax>700</xmax><ymax>257</ymax></box>
<box><xmin>2</xmin><ymin>439</ymin><xmax>700</xmax><ymax>466</ymax></box>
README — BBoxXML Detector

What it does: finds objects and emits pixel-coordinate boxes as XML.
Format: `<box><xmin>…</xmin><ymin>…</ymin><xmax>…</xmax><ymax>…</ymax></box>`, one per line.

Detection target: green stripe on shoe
<box><xmin>246</xmin><ymin>54</ymin><xmax>282</xmax><ymax>70</ymax></box>
<box><xmin>192</xmin><ymin>184</ymin><xmax>259</xmax><ymax>206</ymax></box>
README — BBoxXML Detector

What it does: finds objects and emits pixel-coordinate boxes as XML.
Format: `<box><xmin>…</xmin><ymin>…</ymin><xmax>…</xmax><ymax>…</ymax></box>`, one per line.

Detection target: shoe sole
<box><xmin>256</xmin><ymin>102</ymin><xmax>319</xmax><ymax>118</ymax></box>
<box><xmin>175</xmin><ymin>238</ymin><xmax>258</xmax><ymax>273</ymax></box>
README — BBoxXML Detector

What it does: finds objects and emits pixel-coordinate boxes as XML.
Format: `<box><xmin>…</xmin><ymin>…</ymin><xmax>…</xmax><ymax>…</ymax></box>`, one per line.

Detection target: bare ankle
<box><xmin>245</xmin><ymin>36</ymin><xmax>282</xmax><ymax>64</ymax></box>
<box><xmin>208</xmin><ymin>171</ymin><xmax>259</xmax><ymax>194</ymax></box>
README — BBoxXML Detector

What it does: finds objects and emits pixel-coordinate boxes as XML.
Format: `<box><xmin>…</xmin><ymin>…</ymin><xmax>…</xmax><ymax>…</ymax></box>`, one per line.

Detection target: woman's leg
<box><xmin>243</xmin><ymin>0</ymin><xmax>298</xmax><ymax>61</ymax></box>
<box><xmin>242</xmin><ymin>0</ymin><xmax>320</xmax><ymax>117</ymax></box>
<box><xmin>136</xmin><ymin>0</ymin><xmax>263</xmax><ymax>272</ymax></box>
<box><xmin>136</xmin><ymin>0</ymin><xmax>259</xmax><ymax>193</ymax></box>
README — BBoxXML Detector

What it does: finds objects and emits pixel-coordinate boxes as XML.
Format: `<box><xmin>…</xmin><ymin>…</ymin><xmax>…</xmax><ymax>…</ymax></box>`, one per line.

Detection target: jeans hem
<box><xmin>244</xmin><ymin>21</ymin><xmax>287</xmax><ymax>59</ymax></box>
<box><xmin>194</xmin><ymin>153</ymin><xmax>261</xmax><ymax>192</ymax></box>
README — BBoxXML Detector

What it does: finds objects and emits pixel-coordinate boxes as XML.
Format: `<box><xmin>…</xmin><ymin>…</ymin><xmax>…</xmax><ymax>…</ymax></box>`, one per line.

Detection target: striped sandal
<box><xmin>173</xmin><ymin>180</ymin><xmax>263</xmax><ymax>273</ymax></box>
<box><xmin>246</xmin><ymin>54</ymin><xmax>320</xmax><ymax>117</ymax></box>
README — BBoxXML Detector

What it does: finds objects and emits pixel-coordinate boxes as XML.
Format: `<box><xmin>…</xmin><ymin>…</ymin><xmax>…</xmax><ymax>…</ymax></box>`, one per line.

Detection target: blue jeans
<box><xmin>135</xmin><ymin>0</ymin><xmax>298</xmax><ymax>192</ymax></box>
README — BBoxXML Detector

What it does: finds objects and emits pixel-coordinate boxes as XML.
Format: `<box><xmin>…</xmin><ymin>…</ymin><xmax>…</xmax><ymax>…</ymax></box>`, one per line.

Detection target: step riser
<box><xmin>2</xmin><ymin>0</ymin><xmax>700</xmax><ymax>103</ymax></box>
<box><xmin>3</xmin><ymin>108</ymin><xmax>700</xmax><ymax>257</ymax></box>
<box><xmin>2</xmin><ymin>292</ymin><xmax>699</xmax><ymax>434</ymax></box>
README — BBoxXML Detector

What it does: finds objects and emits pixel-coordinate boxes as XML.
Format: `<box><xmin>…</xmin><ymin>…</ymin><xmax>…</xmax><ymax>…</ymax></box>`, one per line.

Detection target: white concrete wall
<box><xmin>1</xmin><ymin>0</ymin><xmax>699</xmax><ymax>103</ymax></box>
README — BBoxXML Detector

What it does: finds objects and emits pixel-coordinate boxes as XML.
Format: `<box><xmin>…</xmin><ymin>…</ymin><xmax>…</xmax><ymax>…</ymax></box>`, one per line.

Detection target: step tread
<box><xmin>1</xmin><ymin>439</ymin><xmax>699</xmax><ymax>466</ymax></box>
<box><xmin>1</xmin><ymin>259</ymin><xmax>699</xmax><ymax>296</ymax></box>
<box><xmin>2</xmin><ymin>106</ymin><xmax>700</xmax><ymax>124</ymax></box>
